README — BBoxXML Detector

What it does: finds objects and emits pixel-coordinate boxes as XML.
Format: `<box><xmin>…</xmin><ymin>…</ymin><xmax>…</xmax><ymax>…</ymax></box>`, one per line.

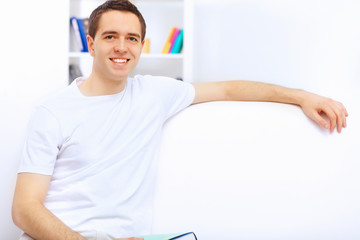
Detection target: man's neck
<box><xmin>78</xmin><ymin>74</ymin><xmax>127</xmax><ymax>97</ymax></box>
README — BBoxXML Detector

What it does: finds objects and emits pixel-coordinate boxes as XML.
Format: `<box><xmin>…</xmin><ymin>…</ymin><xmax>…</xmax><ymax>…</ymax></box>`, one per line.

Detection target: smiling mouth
<box><xmin>110</xmin><ymin>58</ymin><xmax>130</xmax><ymax>63</ymax></box>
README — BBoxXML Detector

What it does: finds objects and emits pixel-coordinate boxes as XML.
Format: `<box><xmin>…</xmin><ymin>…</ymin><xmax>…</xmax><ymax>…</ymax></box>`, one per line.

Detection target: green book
<box><xmin>137</xmin><ymin>232</ymin><xmax>197</xmax><ymax>240</ymax></box>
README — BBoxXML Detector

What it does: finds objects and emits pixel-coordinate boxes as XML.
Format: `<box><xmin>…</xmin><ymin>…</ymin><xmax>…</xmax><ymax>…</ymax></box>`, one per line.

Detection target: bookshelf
<box><xmin>68</xmin><ymin>0</ymin><xmax>194</xmax><ymax>83</ymax></box>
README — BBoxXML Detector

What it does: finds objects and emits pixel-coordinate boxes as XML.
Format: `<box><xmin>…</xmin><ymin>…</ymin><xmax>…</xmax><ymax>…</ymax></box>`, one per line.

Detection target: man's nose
<box><xmin>114</xmin><ymin>38</ymin><xmax>127</xmax><ymax>53</ymax></box>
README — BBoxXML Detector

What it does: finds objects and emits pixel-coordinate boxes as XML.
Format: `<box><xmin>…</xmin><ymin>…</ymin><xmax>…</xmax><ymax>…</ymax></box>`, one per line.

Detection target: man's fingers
<box><xmin>301</xmin><ymin>93</ymin><xmax>348</xmax><ymax>133</ymax></box>
<box><xmin>337</xmin><ymin>101</ymin><xmax>348</xmax><ymax>128</ymax></box>
<box><xmin>320</xmin><ymin>100</ymin><xmax>348</xmax><ymax>133</ymax></box>
<box><xmin>332</xmin><ymin>101</ymin><xmax>348</xmax><ymax>133</ymax></box>
<box><xmin>311</xmin><ymin>110</ymin><xmax>330</xmax><ymax>130</ymax></box>
<box><xmin>337</xmin><ymin>105</ymin><xmax>346</xmax><ymax>133</ymax></box>
<box><xmin>318</xmin><ymin>104</ymin><xmax>336</xmax><ymax>132</ymax></box>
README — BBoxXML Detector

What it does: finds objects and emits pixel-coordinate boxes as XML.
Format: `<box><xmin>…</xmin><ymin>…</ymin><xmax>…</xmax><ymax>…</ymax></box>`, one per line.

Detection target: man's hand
<box><xmin>298</xmin><ymin>91</ymin><xmax>348</xmax><ymax>133</ymax></box>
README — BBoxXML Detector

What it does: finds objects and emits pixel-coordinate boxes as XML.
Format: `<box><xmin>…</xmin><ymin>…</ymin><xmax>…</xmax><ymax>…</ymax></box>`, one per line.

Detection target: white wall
<box><xmin>0</xmin><ymin>0</ymin><xmax>68</xmax><ymax>238</ymax></box>
<box><xmin>193</xmin><ymin>0</ymin><xmax>360</xmax><ymax>97</ymax></box>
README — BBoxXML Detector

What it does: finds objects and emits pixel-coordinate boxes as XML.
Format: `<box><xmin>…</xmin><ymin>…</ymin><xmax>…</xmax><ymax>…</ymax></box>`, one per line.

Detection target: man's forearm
<box><xmin>224</xmin><ymin>80</ymin><xmax>306</xmax><ymax>105</ymax></box>
<box><xmin>13</xmin><ymin>200</ymin><xmax>85</xmax><ymax>240</ymax></box>
<box><xmin>192</xmin><ymin>80</ymin><xmax>347</xmax><ymax>133</ymax></box>
<box><xmin>224</xmin><ymin>80</ymin><xmax>347</xmax><ymax>132</ymax></box>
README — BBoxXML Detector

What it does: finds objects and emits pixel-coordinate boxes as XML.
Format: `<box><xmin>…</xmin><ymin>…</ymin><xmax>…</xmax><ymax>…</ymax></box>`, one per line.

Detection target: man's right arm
<box><xmin>12</xmin><ymin>172</ymin><xmax>86</xmax><ymax>240</ymax></box>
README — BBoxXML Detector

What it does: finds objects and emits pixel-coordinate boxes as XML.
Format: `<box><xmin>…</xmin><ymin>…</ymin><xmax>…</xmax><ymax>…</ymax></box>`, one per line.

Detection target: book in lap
<box><xmin>138</xmin><ymin>232</ymin><xmax>197</xmax><ymax>240</ymax></box>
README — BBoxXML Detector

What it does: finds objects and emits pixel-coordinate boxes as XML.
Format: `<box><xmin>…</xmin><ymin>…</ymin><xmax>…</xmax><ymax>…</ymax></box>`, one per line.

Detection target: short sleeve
<box><xmin>18</xmin><ymin>106</ymin><xmax>62</xmax><ymax>175</ymax></box>
<box><xmin>139</xmin><ymin>75</ymin><xmax>195</xmax><ymax>120</ymax></box>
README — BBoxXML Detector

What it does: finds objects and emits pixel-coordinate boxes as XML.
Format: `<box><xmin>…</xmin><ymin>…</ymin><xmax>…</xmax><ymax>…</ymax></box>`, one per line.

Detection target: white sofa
<box><xmin>152</xmin><ymin>101</ymin><xmax>359</xmax><ymax>240</ymax></box>
<box><xmin>3</xmin><ymin>101</ymin><xmax>359</xmax><ymax>239</ymax></box>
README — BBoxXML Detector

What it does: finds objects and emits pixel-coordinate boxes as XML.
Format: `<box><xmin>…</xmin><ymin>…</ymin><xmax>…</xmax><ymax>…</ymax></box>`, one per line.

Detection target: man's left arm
<box><xmin>191</xmin><ymin>80</ymin><xmax>348</xmax><ymax>133</ymax></box>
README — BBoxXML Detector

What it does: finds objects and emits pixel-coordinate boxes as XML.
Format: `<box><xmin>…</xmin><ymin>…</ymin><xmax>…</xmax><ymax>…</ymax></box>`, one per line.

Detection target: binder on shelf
<box><xmin>161</xmin><ymin>27</ymin><xmax>177</xmax><ymax>54</ymax></box>
<box><xmin>70</xmin><ymin>17</ymin><xmax>84</xmax><ymax>52</ymax></box>
<box><xmin>170</xmin><ymin>29</ymin><xmax>183</xmax><ymax>54</ymax></box>
<box><xmin>77</xmin><ymin>17</ymin><xmax>89</xmax><ymax>52</ymax></box>
<box><xmin>70</xmin><ymin>17</ymin><xmax>89</xmax><ymax>52</ymax></box>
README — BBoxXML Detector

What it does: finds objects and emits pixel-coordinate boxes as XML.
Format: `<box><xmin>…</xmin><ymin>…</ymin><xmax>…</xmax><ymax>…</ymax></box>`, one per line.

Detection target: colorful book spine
<box><xmin>170</xmin><ymin>29</ymin><xmax>184</xmax><ymax>54</ymax></box>
<box><xmin>161</xmin><ymin>27</ymin><xmax>177</xmax><ymax>54</ymax></box>
<box><xmin>168</xmin><ymin>28</ymin><xmax>180</xmax><ymax>53</ymax></box>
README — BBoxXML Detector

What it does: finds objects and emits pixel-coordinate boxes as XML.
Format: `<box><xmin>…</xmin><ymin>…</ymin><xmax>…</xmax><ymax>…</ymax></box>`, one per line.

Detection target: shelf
<box><xmin>68</xmin><ymin>52</ymin><xmax>91</xmax><ymax>58</ymax></box>
<box><xmin>69</xmin><ymin>52</ymin><xmax>183</xmax><ymax>59</ymax></box>
<box><xmin>140</xmin><ymin>53</ymin><xmax>184</xmax><ymax>59</ymax></box>
<box><xmin>68</xmin><ymin>0</ymin><xmax>193</xmax><ymax>81</ymax></box>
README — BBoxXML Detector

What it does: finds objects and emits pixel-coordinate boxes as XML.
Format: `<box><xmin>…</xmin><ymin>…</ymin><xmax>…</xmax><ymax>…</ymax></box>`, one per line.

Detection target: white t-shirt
<box><xmin>18</xmin><ymin>75</ymin><xmax>195</xmax><ymax>238</ymax></box>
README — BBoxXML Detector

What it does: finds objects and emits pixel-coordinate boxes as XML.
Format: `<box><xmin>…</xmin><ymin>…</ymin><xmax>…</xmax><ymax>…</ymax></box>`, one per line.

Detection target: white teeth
<box><xmin>113</xmin><ymin>58</ymin><xmax>127</xmax><ymax>63</ymax></box>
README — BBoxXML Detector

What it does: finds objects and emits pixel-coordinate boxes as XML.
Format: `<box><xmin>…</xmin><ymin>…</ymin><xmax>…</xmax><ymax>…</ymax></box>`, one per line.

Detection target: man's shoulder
<box><xmin>131</xmin><ymin>74</ymin><xmax>189</xmax><ymax>89</ymax></box>
<box><xmin>132</xmin><ymin>74</ymin><xmax>172</xmax><ymax>83</ymax></box>
<box><xmin>35</xmin><ymin>80</ymin><xmax>78</xmax><ymax>115</ymax></box>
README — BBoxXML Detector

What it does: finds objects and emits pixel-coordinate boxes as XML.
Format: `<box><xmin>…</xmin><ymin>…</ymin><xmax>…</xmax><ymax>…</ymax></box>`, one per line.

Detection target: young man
<box><xmin>12</xmin><ymin>0</ymin><xmax>348</xmax><ymax>239</ymax></box>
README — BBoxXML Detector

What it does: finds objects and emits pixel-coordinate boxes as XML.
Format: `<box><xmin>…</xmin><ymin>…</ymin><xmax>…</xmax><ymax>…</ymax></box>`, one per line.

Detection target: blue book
<box><xmin>70</xmin><ymin>17</ymin><xmax>83</xmax><ymax>52</ymax></box>
<box><xmin>76</xmin><ymin>17</ymin><xmax>89</xmax><ymax>52</ymax></box>
<box><xmin>137</xmin><ymin>232</ymin><xmax>197</xmax><ymax>240</ymax></box>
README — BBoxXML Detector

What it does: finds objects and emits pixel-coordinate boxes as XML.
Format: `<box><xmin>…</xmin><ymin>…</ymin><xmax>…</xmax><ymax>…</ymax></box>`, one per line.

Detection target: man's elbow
<box><xmin>12</xmin><ymin>200</ymin><xmax>25</xmax><ymax>228</ymax></box>
<box><xmin>12</xmin><ymin>198</ymin><xmax>35</xmax><ymax>230</ymax></box>
<box><xmin>11</xmin><ymin>203</ymin><xmax>22</xmax><ymax>227</ymax></box>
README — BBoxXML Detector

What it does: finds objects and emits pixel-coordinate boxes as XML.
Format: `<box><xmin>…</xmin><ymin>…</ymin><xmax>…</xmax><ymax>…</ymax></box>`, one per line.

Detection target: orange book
<box><xmin>143</xmin><ymin>38</ymin><xmax>150</xmax><ymax>53</ymax></box>
<box><xmin>161</xmin><ymin>27</ymin><xmax>177</xmax><ymax>54</ymax></box>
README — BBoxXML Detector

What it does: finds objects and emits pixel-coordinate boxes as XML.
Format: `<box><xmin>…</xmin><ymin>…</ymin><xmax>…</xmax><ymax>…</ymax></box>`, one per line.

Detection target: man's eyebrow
<box><xmin>128</xmin><ymin>33</ymin><xmax>141</xmax><ymax>39</ymax></box>
<box><xmin>100</xmin><ymin>31</ymin><xmax>141</xmax><ymax>39</ymax></box>
<box><xmin>101</xmin><ymin>30</ymin><xmax>118</xmax><ymax>36</ymax></box>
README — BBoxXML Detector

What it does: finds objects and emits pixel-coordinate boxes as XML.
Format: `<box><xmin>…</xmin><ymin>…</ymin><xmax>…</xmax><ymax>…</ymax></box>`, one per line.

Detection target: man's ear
<box><xmin>139</xmin><ymin>39</ymin><xmax>145</xmax><ymax>53</ymax></box>
<box><xmin>87</xmin><ymin>35</ymin><xmax>95</xmax><ymax>56</ymax></box>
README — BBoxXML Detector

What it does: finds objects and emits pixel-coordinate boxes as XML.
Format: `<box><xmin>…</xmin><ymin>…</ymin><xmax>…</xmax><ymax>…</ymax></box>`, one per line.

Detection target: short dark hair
<box><xmin>88</xmin><ymin>0</ymin><xmax>146</xmax><ymax>41</ymax></box>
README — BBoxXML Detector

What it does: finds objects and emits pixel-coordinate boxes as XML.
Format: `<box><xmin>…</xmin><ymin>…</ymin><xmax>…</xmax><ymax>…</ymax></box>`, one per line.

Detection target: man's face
<box><xmin>87</xmin><ymin>10</ymin><xmax>143</xmax><ymax>82</ymax></box>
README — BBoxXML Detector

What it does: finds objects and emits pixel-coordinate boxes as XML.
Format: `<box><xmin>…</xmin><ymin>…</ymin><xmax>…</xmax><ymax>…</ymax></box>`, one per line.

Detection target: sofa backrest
<box><xmin>152</xmin><ymin>101</ymin><xmax>359</xmax><ymax>240</ymax></box>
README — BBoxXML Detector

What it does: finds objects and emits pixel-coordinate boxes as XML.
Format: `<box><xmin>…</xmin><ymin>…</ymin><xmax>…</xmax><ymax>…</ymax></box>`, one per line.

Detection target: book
<box><xmin>143</xmin><ymin>38</ymin><xmax>151</xmax><ymax>53</ymax></box>
<box><xmin>137</xmin><ymin>232</ymin><xmax>197</xmax><ymax>240</ymax></box>
<box><xmin>77</xmin><ymin>17</ymin><xmax>89</xmax><ymax>52</ymax></box>
<box><xmin>170</xmin><ymin>29</ymin><xmax>183</xmax><ymax>54</ymax></box>
<box><xmin>70</xmin><ymin>17</ymin><xmax>83</xmax><ymax>52</ymax></box>
<box><xmin>161</xmin><ymin>27</ymin><xmax>177</xmax><ymax>54</ymax></box>
<box><xmin>168</xmin><ymin>28</ymin><xmax>180</xmax><ymax>53</ymax></box>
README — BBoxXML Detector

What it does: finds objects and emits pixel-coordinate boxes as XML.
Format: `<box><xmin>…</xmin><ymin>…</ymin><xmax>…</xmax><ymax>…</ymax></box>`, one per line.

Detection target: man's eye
<box><xmin>129</xmin><ymin>37</ymin><xmax>138</xmax><ymax>42</ymax></box>
<box><xmin>105</xmin><ymin>36</ymin><xmax>114</xmax><ymax>40</ymax></box>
